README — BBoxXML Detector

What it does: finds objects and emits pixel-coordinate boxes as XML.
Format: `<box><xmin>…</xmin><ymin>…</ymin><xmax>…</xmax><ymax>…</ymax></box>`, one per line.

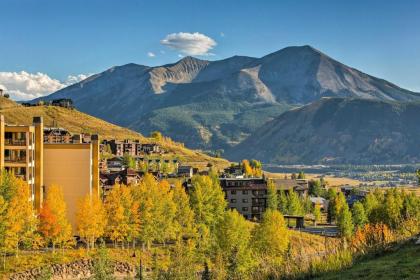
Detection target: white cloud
<box><xmin>64</xmin><ymin>73</ymin><xmax>91</xmax><ymax>85</ymax></box>
<box><xmin>147</xmin><ymin>52</ymin><xmax>156</xmax><ymax>58</ymax></box>
<box><xmin>160</xmin><ymin>32</ymin><xmax>217</xmax><ymax>56</ymax></box>
<box><xmin>0</xmin><ymin>71</ymin><xmax>91</xmax><ymax>101</ymax></box>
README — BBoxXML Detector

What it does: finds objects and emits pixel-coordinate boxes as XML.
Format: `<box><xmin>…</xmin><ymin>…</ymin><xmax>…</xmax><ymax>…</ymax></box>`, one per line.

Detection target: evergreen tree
<box><xmin>297</xmin><ymin>171</ymin><xmax>305</xmax><ymax>179</ymax></box>
<box><xmin>309</xmin><ymin>180</ymin><xmax>323</xmax><ymax>197</ymax></box>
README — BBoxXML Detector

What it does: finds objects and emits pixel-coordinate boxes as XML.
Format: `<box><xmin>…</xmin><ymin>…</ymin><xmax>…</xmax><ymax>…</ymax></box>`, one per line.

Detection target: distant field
<box><xmin>313</xmin><ymin>241</ymin><xmax>420</xmax><ymax>280</ymax></box>
<box><xmin>265</xmin><ymin>172</ymin><xmax>362</xmax><ymax>187</ymax></box>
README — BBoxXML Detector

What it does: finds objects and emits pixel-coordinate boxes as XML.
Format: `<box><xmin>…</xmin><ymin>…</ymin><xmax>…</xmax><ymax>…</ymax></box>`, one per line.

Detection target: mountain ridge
<box><xmin>227</xmin><ymin>97</ymin><xmax>420</xmax><ymax>164</ymax></box>
<box><xmin>32</xmin><ymin>45</ymin><xmax>420</xmax><ymax>158</ymax></box>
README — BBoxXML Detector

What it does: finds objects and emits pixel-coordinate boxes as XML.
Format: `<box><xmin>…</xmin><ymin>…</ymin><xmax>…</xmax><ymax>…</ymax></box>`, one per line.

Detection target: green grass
<box><xmin>314</xmin><ymin>242</ymin><xmax>420</xmax><ymax>280</ymax></box>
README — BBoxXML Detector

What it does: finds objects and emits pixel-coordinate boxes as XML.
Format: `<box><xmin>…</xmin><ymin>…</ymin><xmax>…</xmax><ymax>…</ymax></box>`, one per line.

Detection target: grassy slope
<box><xmin>314</xmin><ymin>242</ymin><xmax>420</xmax><ymax>280</ymax></box>
<box><xmin>0</xmin><ymin>98</ymin><xmax>229</xmax><ymax>168</ymax></box>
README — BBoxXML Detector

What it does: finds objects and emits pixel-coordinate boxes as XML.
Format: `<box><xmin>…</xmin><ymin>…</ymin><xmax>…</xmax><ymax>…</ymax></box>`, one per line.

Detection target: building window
<box><xmin>243</xmin><ymin>199</ymin><xmax>248</xmax><ymax>203</ymax></box>
<box><xmin>231</xmin><ymin>190</ymin><xmax>236</xmax><ymax>195</ymax></box>
<box><xmin>242</xmin><ymin>190</ymin><xmax>248</xmax><ymax>195</ymax></box>
<box><xmin>242</xmin><ymin>207</ymin><xmax>249</xmax><ymax>211</ymax></box>
<box><xmin>230</xmin><ymin>199</ymin><xmax>237</xmax><ymax>203</ymax></box>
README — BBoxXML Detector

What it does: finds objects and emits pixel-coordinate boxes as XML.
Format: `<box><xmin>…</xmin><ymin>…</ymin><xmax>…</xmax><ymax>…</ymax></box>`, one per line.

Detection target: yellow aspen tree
<box><xmin>242</xmin><ymin>160</ymin><xmax>253</xmax><ymax>177</ymax></box>
<box><xmin>76</xmin><ymin>194</ymin><xmax>106</xmax><ymax>249</ymax></box>
<box><xmin>39</xmin><ymin>185</ymin><xmax>73</xmax><ymax>250</ymax></box>
<box><xmin>121</xmin><ymin>186</ymin><xmax>140</xmax><ymax>248</ymax></box>
<box><xmin>5</xmin><ymin>180</ymin><xmax>39</xmax><ymax>254</ymax></box>
<box><xmin>252</xmin><ymin>209</ymin><xmax>289</xmax><ymax>270</ymax></box>
<box><xmin>132</xmin><ymin>174</ymin><xmax>176</xmax><ymax>248</ymax></box>
<box><xmin>172</xmin><ymin>181</ymin><xmax>196</xmax><ymax>240</ymax></box>
<box><xmin>105</xmin><ymin>185</ymin><xmax>129</xmax><ymax>247</ymax></box>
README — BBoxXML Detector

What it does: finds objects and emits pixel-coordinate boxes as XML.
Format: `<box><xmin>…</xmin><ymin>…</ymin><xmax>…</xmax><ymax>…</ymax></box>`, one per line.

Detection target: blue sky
<box><xmin>0</xmin><ymin>0</ymin><xmax>419</xmax><ymax>99</ymax></box>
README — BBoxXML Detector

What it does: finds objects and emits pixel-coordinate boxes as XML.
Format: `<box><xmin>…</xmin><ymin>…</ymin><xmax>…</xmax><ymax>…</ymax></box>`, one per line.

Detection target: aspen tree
<box><xmin>76</xmin><ymin>194</ymin><xmax>106</xmax><ymax>249</ymax></box>
<box><xmin>39</xmin><ymin>185</ymin><xmax>73</xmax><ymax>250</ymax></box>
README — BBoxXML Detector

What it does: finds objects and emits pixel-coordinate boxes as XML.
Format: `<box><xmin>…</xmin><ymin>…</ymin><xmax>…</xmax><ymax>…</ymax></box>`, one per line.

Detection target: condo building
<box><xmin>0</xmin><ymin>115</ymin><xmax>100</xmax><ymax>229</ymax></box>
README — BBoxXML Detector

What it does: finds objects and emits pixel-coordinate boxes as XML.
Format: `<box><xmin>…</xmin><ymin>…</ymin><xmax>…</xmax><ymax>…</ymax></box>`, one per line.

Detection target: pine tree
<box><xmin>39</xmin><ymin>185</ymin><xmax>73</xmax><ymax>250</ymax></box>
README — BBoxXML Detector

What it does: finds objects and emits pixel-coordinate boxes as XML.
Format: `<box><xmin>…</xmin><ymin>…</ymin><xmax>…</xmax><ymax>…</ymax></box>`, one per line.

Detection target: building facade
<box><xmin>0</xmin><ymin>115</ymin><xmax>100</xmax><ymax>230</ymax></box>
<box><xmin>219</xmin><ymin>177</ymin><xmax>309</xmax><ymax>220</ymax></box>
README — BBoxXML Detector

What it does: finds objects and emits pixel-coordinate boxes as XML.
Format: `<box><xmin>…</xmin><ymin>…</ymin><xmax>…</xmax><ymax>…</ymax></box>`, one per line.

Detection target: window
<box><xmin>230</xmin><ymin>199</ymin><xmax>237</xmax><ymax>203</ymax></box>
<box><xmin>242</xmin><ymin>190</ymin><xmax>248</xmax><ymax>195</ymax></box>
<box><xmin>242</xmin><ymin>207</ymin><xmax>249</xmax><ymax>211</ymax></box>
<box><xmin>231</xmin><ymin>190</ymin><xmax>236</xmax><ymax>195</ymax></box>
<box><xmin>242</xmin><ymin>199</ymin><xmax>248</xmax><ymax>203</ymax></box>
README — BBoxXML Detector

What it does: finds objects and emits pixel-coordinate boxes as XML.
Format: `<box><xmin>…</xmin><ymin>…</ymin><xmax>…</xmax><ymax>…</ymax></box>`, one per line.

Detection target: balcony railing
<box><xmin>4</xmin><ymin>157</ymin><xmax>26</xmax><ymax>163</ymax></box>
<box><xmin>5</xmin><ymin>139</ymin><xmax>26</xmax><ymax>146</ymax></box>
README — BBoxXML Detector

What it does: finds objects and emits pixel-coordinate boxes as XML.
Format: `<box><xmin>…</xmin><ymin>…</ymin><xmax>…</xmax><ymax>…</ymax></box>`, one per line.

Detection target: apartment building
<box><xmin>219</xmin><ymin>177</ymin><xmax>309</xmax><ymax>220</ymax></box>
<box><xmin>0</xmin><ymin>116</ymin><xmax>38</xmax><ymax>202</ymax></box>
<box><xmin>0</xmin><ymin>115</ymin><xmax>100</xmax><ymax>230</ymax></box>
<box><xmin>105</xmin><ymin>139</ymin><xmax>161</xmax><ymax>157</ymax></box>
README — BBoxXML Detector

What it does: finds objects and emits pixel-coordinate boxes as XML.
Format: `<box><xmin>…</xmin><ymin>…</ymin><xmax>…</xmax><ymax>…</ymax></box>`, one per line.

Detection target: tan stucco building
<box><xmin>0</xmin><ymin>115</ymin><xmax>99</xmax><ymax>229</ymax></box>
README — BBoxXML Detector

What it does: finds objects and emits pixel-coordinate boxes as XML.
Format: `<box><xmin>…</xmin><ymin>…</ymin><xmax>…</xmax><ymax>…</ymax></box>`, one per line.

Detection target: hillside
<box><xmin>227</xmin><ymin>98</ymin><xmax>420</xmax><ymax>164</ymax></box>
<box><xmin>0</xmin><ymin>97</ymin><xmax>229</xmax><ymax>168</ymax></box>
<box><xmin>33</xmin><ymin>45</ymin><xmax>420</xmax><ymax>152</ymax></box>
<box><xmin>314</xmin><ymin>241</ymin><xmax>420</xmax><ymax>280</ymax></box>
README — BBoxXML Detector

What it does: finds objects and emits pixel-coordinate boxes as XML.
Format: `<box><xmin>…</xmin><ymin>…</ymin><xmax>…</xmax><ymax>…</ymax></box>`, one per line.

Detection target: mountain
<box><xmin>0</xmin><ymin>97</ymin><xmax>228</xmax><ymax>168</ymax></box>
<box><xmin>33</xmin><ymin>45</ymin><xmax>420</xmax><ymax>153</ymax></box>
<box><xmin>227</xmin><ymin>97</ymin><xmax>420</xmax><ymax>164</ymax></box>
